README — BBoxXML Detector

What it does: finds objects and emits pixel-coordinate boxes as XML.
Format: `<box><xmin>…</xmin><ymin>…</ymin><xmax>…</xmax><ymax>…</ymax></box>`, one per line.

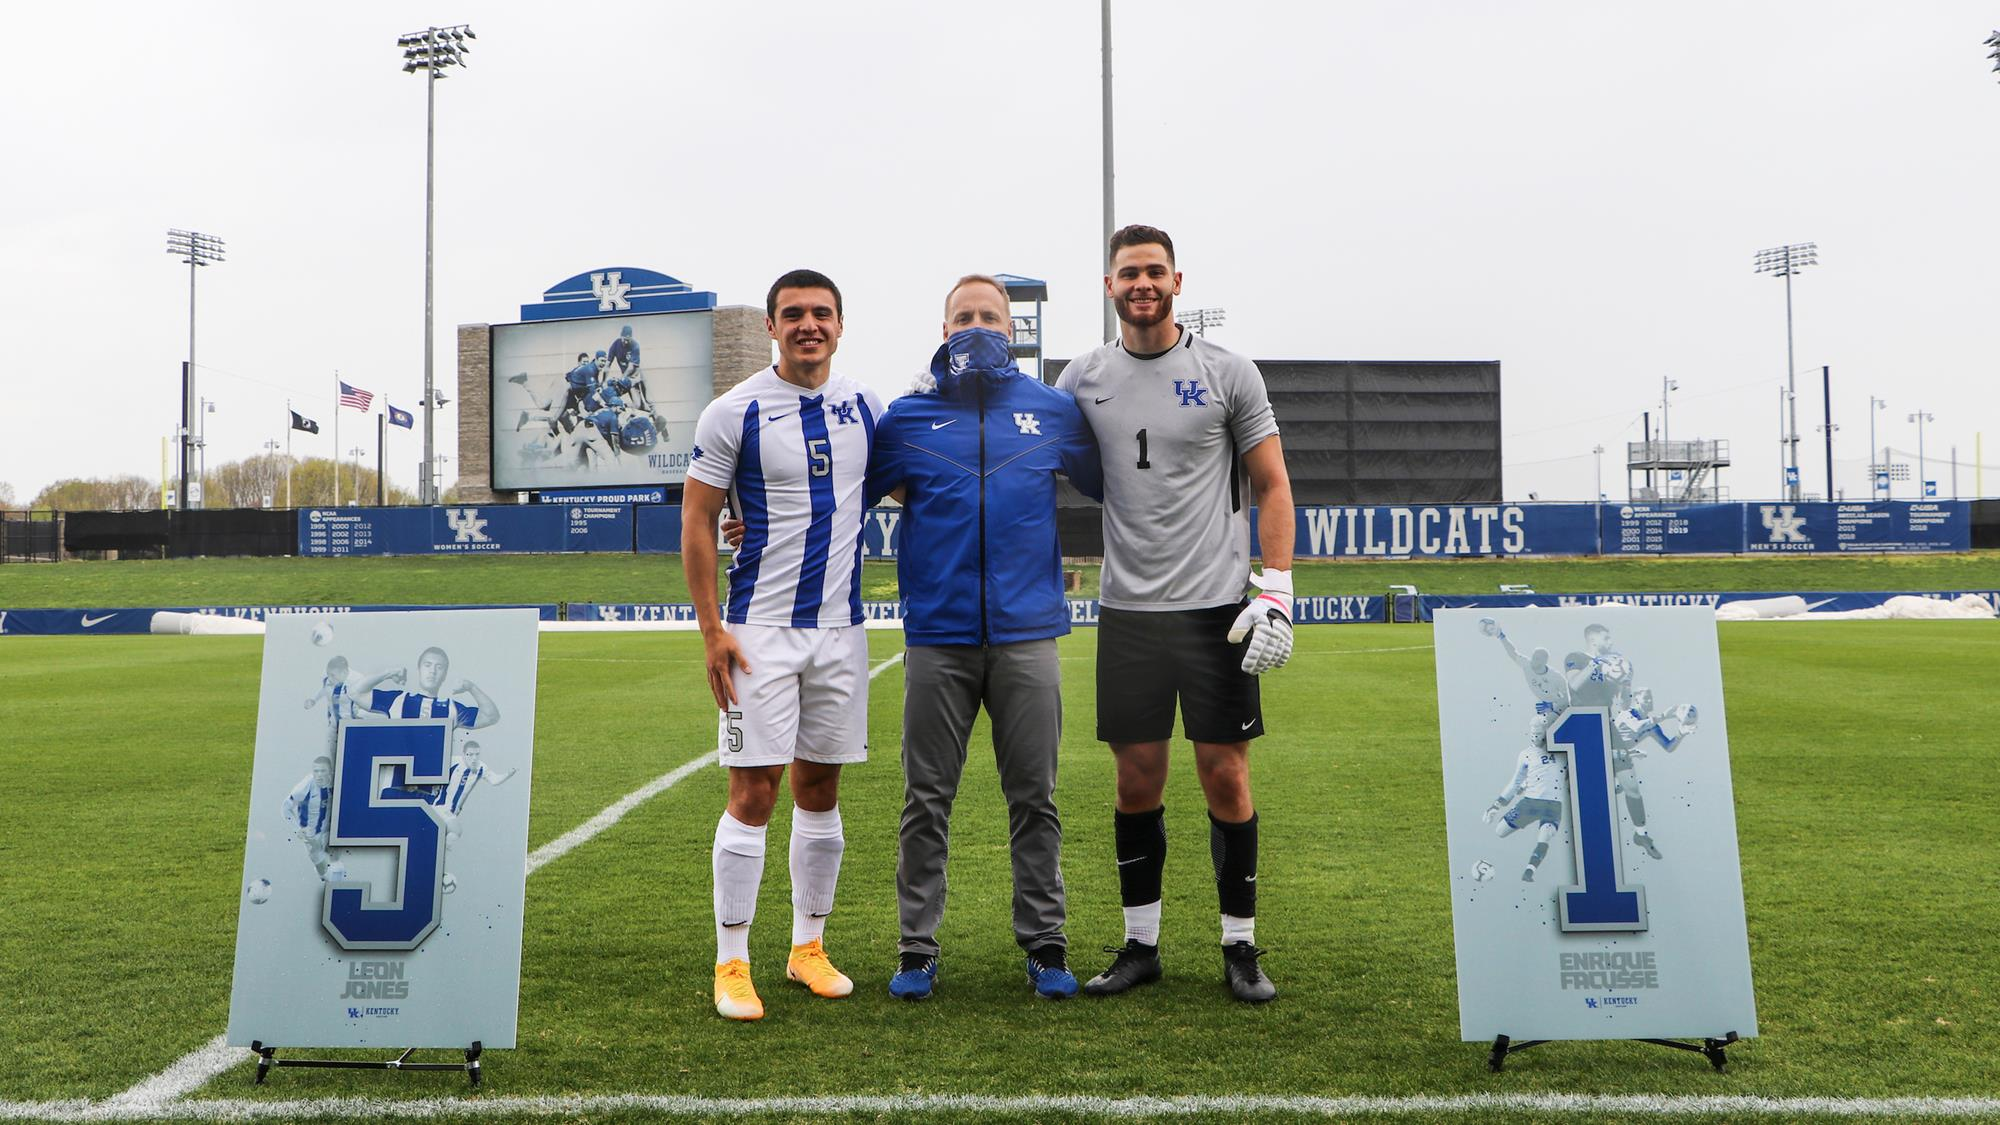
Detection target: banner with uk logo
<box><xmin>227</xmin><ymin>609</ymin><xmax>539</xmax><ymax>1049</ymax></box>
<box><xmin>1432</xmin><ymin>606</ymin><xmax>1757</xmax><ymax>1042</ymax></box>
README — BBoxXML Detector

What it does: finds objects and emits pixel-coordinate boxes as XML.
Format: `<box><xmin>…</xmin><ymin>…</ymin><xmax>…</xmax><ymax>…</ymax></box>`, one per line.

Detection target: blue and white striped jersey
<box><xmin>368</xmin><ymin>689</ymin><xmax>478</xmax><ymax>728</ymax></box>
<box><xmin>434</xmin><ymin>757</ymin><xmax>489</xmax><ymax>815</ymax></box>
<box><xmin>283</xmin><ymin>776</ymin><xmax>332</xmax><ymax>835</ymax></box>
<box><xmin>687</xmin><ymin>367</ymin><xmax>881</xmax><ymax>628</ymax></box>
<box><xmin>322</xmin><ymin>676</ymin><xmax>352</xmax><ymax>729</ymax></box>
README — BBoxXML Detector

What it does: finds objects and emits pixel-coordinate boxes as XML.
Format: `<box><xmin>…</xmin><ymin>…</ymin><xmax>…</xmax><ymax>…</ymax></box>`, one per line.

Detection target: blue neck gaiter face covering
<box><xmin>929</xmin><ymin>327</ymin><xmax>1019</xmax><ymax>397</ymax></box>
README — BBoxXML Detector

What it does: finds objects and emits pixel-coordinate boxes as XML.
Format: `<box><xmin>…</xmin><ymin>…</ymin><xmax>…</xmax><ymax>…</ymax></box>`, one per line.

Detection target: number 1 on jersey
<box><xmin>1551</xmin><ymin>709</ymin><xmax>1648</xmax><ymax>932</ymax></box>
<box><xmin>1135</xmin><ymin>429</ymin><xmax>1150</xmax><ymax>470</ymax></box>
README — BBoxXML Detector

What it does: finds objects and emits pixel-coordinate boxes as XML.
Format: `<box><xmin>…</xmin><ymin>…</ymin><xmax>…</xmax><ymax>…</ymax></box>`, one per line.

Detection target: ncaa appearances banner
<box><xmin>298</xmin><ymin>505</ymin><xmax>633</xmax><ymax>557</ymax></box>
<box><xmin>1433</xmin><ymin>606</ymin><xmax>1756</xmax><ymax>1042</ymax></box>
<box><xmin>227</xmin><ymin>610</ymin><xmax>539</xmax><ymax>1049</ymax></box>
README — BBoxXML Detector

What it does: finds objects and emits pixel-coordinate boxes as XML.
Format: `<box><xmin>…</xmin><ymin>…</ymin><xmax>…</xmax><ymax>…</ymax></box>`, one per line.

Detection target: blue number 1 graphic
<box><xmin>1552</xmin><ymin>709</ymin><xmax>1648</xmax><ymax>932</ymax></box>
<box><xmin>322</xmin><ymin>721</ymin><xmax>450</xmax><ymax>950</ymax></box>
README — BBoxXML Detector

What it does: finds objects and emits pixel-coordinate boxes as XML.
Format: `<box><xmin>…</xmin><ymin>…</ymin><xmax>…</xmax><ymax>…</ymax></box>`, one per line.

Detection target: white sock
<box><xmin>1221</xmin><ymin>913</ymin><xmax>1255</xmax><ymax>946</ymax></box>
<box><xmin>790</xmin><ymin>804</ymin><xmax>844</xmax><ymax>946</ymax></box>
<box><xmin>712</xmin><ymin>811</ymin><xmax>766</xmax><ymax>963</ymax></box>
<box><xmin>1123</xmin><ymin>900</ymin><xmax>1162</xmax><ymax>946</ymax></box>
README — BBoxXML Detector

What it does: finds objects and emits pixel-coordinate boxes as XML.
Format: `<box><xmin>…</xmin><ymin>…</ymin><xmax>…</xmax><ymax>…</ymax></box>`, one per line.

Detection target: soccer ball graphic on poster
<box><xmin>245</xmin><ymin>878</ymin><xmax>273</xmax><ymax>904</ymax></box>
<box><xmin>310</xmin><ymin>622</ymin><xmax>334</xmax><ymax>647</ymax></box>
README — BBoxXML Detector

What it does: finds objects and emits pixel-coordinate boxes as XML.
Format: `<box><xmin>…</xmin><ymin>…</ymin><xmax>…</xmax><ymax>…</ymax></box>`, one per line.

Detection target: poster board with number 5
<box><xmin>226</xmin><ymin>609</ymin><xmax>539</xmax><ymax>1048</ymax></box>
<box><xmin>1433</xmin><ymin>606</ymin><xmax>1757</xmax><ymax>1042</ymax></box>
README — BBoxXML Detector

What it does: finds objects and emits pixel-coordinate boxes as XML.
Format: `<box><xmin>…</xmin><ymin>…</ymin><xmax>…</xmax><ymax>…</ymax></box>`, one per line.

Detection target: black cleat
<box><xmin>1083</xmin><ymin>940</ymin><xmax>1162</xmax><ymax>996</ymax></box>
<box><xmin>1222</xmin><ymin>942</ymin><xmax>1275</xmax><ymax>1003</ymax></box>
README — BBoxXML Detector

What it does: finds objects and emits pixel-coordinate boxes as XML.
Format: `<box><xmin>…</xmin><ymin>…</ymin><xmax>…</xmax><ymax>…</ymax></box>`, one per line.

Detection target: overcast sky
<box><xmin>5</xmin><ymin>1</ymin><xmax>1997</xmax><ymax>506</ymax></box>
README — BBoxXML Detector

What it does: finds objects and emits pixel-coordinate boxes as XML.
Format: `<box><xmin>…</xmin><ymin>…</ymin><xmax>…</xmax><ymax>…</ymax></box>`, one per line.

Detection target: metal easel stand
<box><xmin>1488</xmin><ymin>1031</ymin><xmax>1738</xmax><ymax>1073</ymax></box>
<box><xmin>250</xmin><ymin>1040</ymin><xmax>482</xmax><ymax>1087</ymax></box>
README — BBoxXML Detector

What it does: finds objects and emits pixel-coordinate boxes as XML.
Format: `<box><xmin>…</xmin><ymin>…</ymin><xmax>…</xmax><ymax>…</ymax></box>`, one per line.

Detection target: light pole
<box><xmin>1868</xmin><ymin>395</ymin><xmax>1887</xmax><ymax>495</ymax></box>
<box><xmin>262</xmin><ymin>439</ymin><xmax>281</xmax><ymax>507</ymax></box>
<box><xmin>399</xmin><ymin>23</ymin><xmax>475</xmax><ymax>504</ymax></box>
<box><xmin>1176</xmin><ymin>307</ymin><xmax>1226</xmax><ymax>337</ymax></box>
<box><xmin>1592</xmin><ymin>444</ymin><xmax>1605</xmax><ymax>503</ymax></box>
<box><xmin>1753</xmin><ymin>242</ymin><xmax>1817</xmax><ymax>501</ymax></box>
<box><xmin>165</xmin><ymin>228</ymin><xmax>224</xmax><ymax>511</ymax></box>
<box><xmin>350</xmin><ymin>445</ymin><xmax>368</xmax><ymax>506</ymax></box>
<box><xmin>1101</xmin><ymin>0</ymin><xmax>1115</xmax><ymax>344</ymax></box>
<box><xmin>1909</xmin><ymin>411</ymin><xmax>1933</xmax><ymax>498</ymax></box>
<box><xmin>197</xmin><ymin>398</ymin><xmax>215</xmax><ymax>505</ymax></box>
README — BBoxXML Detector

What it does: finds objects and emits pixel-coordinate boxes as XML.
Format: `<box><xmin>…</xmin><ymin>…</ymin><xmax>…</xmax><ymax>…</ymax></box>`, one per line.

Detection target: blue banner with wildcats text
<box><xmin>1288</xmin><ymin>504</ymin><xmax>1599</xmax><ymax>558</ymax></box>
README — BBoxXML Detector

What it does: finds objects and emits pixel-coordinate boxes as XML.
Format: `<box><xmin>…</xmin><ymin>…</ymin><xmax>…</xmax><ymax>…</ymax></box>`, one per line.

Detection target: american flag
<box><xmin>337</xmin><ymin>382</ymin><xmax>374</xmax><ymax>411</ymax></box>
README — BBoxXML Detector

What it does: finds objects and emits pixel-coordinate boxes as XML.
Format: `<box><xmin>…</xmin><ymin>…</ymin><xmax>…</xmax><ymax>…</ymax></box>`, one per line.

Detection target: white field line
<box><xmin>89</xmin><ymin>652</ymin><xmax>908</xmax><ymax>1114</ymax></box>
<box><xmin>11</xmin><ymin>1091</ymin><xmax>2000</xmax><ymax>1121</ymax></box>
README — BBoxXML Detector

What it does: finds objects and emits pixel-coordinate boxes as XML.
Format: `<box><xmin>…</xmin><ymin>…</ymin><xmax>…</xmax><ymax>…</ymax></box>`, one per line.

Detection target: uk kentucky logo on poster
<box><xmin>1433</xmin><ymin>606</ymin><xmax>1757</xmax><ymax>1042</ymax></box>
<box><xmin>227</xmin><ymin>609</ymin><xmax>540</xmax><ymax>1049</ymax></box>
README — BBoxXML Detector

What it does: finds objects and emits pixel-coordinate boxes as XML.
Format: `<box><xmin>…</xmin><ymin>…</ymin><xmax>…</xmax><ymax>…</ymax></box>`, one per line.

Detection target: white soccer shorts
<box><xmin>716</xmin><ymin>622</ymin><xmax>869</xmax><ymax>768</ymax></box>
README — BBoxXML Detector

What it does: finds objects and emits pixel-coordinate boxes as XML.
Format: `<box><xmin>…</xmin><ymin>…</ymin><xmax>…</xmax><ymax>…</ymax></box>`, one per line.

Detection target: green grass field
<box><xmin>2</xmin><ymin>590</ymin><xmax>1997</xmax><ymax>1121</ymax></box>
<box><xmin>1</xmin><ymin>548</ymin><xmax>1995</xmax><ymax>608</ymax></box>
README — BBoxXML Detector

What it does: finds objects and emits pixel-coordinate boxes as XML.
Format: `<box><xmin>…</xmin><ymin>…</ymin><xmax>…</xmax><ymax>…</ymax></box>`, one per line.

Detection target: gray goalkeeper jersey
<box><xmin>1057</xmin><ymin>330</ymin><xmax>1279</xmax><ymax>611</ymax></box>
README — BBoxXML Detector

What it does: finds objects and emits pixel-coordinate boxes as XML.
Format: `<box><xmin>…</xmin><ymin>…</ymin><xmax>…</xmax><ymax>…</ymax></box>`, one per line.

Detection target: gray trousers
<box><xmin>897</xmin><ymin>639</ymin><xmax>1066</xmax><ymax>957</ymax></box>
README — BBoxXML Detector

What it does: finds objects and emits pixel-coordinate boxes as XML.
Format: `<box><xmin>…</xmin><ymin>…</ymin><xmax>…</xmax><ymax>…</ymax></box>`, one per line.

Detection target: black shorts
<box><xmin>1096</xmin><ymin>604</ymin><xmax>1263</xmax><ymax>744</ymax></box>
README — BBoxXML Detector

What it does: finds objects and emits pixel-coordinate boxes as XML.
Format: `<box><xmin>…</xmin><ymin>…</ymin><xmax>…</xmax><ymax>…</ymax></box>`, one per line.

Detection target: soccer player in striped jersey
<box><xmin>433</xmin><ymin>739</ymin><xmax>516</xmax><ymax>853</ymax></box>
<box><xmin>363</xmin><ymin>646</ymin><xmax>500</xmax><ymax>801</ymax></box>
<box><xmin>1482</xmin><ymin>745</ymin><xmax>1567</xmax><ymax>882</ymax></box>
<box><xmin>682</xmin><ymin>269</ymin><xmax>883</xmax><ymax>1021</ymax></box>
<box><xmin>281</xmin><ymin>757</ymin><xmax>335</xmax><ymax>879</ymax></box>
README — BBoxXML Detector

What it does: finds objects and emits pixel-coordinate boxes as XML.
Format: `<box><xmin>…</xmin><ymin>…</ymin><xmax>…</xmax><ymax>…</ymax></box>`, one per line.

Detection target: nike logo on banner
<box><xmin>80</xmin><ymin>613</ymin><xmax>114</xmax><ymax>628</ymax></box>
<box><xmin>931</xmin><ymin>420</ymin><xmax>956</xmax><ymax>429</ymax></box>
<box><xmin>1095</xmin><ymin>396</ymin><xmax>1116</xmax><ymax>404</ymax></box>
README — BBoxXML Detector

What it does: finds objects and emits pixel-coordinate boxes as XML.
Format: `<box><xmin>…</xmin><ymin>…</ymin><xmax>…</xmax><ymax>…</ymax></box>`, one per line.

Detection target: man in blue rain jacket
<box><xmin>867</xmin><ymin>274</ymin><xmax>1103</xmax><ymax>1002</ymax></box>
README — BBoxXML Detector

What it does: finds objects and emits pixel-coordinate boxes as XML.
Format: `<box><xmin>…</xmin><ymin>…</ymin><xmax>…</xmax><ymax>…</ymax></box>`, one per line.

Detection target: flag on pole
<box><xmin>387</xmin><ymin>403</ymin><xmax>414</xmax><ymax>429</ymax></box>
<box><xmin>338</xmin><ymin>382</ymin><xmax>374</xmax><ymax>411</ymax></box>
<box><xmin>289</xmin><ymin>410</ymin><xmax>320</xmax><ymax>435</ymax></box>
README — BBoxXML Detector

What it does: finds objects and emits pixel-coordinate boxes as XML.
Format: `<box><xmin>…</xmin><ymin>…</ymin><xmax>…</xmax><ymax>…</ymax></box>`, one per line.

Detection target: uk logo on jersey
<box><xmin>829</xmin><ymin>401</ymin><xmax>859</xmax><ymax>426</ymax></box>
<box><xmin>446</xmin><ymin>508</ymin><xmax>491</xmax><ymax>543</ymax></box>
<box><xmin>590</xmin><ymin>271</ymin><xmax>632</xmax><ymax>312</ymax></box>
<box><xmin>1174</xmin><ymin>379</ymin><xmax>1210</xmax><ymax>407</ymax></box>
<box><xmin>1759</xmin><ymin>505</ymin><xmax>1807</xmax><ymax>543</ymax></box>
<box><xmin>1013</xmin><ymin>412</ymin><xmax>1041</xmax><ymax>435</ymax></box>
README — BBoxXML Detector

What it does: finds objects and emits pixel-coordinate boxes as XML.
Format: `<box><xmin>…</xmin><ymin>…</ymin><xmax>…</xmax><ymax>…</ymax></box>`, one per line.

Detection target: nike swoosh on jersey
<box><xmin>931</xmin><ymin>420</ymin><xmax>956</xmax><ymax>429</ymax></box>
<box><xmin>1094</xmin><ymin>396</ymin><xmax>1116</xmax><ymax>404</ymax></box>
<box><xmin>763</xmin><ymin>411</ymin><xmax>792</xmax><ymax>423</ymax></box>
<box><xmin>80</xmin><ymin>613</ymin><xmax>114</xmax><ymax>627</ymax></box>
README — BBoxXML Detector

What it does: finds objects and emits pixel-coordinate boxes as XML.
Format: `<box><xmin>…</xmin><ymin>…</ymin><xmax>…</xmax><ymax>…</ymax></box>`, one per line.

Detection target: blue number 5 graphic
<box><xmin>1552</xmin><ymin>709</ymin><xmax>1648</xmax><ymax>932</ymax></box>
<box><xmin>322</xmin><ymin>721</ymin><xmax>450</xmax><ymax>950</ymax></box>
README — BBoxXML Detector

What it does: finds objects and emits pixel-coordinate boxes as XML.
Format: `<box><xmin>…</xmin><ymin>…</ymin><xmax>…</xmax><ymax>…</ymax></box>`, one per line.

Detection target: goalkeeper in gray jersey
<box><xmin>1056</xmin><ymin>224</ymin><xmax>1296</xmax><ymax>1004</ymax></box>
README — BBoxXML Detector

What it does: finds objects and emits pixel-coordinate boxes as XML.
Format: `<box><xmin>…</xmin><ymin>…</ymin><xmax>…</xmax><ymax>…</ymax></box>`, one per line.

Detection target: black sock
<box><xmin>1113</xmin><ymin>806</ymin><xmax>1167</xmax><ymax>908</ymax></box>
<box><xmin>1210</xmin><ymin>811</ymin><xmax>1258</xmax><ymax>919</ymax></box>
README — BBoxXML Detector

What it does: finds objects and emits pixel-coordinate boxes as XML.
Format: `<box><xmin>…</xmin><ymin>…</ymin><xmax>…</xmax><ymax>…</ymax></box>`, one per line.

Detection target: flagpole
<box><xmin>376</xmin><ymin>413</ymin><xmax>387</xmax><ymax>506</ymax></box>
<box><xmin>333</xmin><ymin>372</ymin><xmax>340</xmax><ymax>507</ymax></box>
<box><xmin>286</xmin><ymin>399</ymin><xmax>293</xmax><ymax>509</ymax></box>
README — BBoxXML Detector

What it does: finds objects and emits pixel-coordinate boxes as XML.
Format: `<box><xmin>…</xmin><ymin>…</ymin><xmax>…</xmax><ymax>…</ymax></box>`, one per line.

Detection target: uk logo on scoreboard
<box><xmin>519</xmin><ymin>267</ymin><xmax>718</xmax><ymax>321</ymax></box>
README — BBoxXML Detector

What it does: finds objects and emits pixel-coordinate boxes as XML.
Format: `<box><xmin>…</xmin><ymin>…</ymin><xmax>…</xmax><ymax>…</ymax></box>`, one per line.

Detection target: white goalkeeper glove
<box><xmin>1227</xmin><ymin>568</ymin><xmax>1294</xmax><ymax>675</ymax></box>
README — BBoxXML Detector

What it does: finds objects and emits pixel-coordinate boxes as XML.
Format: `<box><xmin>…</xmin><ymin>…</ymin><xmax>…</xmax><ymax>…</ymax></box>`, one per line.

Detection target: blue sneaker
<box><xmin>1026</xmin><ymin>947</ymin><xmax>1079</xmax><ymax>999</ymax></box>
<box><xmin>890</xmin><ymin>952</ymin><xmax>938</xmax><ymax>1000</ymax></box>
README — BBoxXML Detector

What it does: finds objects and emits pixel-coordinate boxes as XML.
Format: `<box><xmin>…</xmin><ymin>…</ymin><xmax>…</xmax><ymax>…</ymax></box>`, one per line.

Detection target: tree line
<box><xmin>13</xmin><ymin>455</ymin><xmax>431</xmax><ymax>511</ymax></box>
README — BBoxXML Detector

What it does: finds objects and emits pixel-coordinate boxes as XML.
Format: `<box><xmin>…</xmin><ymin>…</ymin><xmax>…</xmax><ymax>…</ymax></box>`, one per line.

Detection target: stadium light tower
<box><xmin>166</xmin><ymin>228</ymin><xmax>224</xmax><ymax>512</ymax></box>
<box><xmin>399</xmin><ymin>23</ymin><xmax>475</xmax><ymax>505</ymax></box>
<box><xmin>1753</xmin><ymin>241</ymin><xmax>1817</xmax><ymax>501</ymax></box>
<box><xmin>1176</xmin><ymin>307</ymin><xmax>1226</xmax><ymax>337</ymax></box>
